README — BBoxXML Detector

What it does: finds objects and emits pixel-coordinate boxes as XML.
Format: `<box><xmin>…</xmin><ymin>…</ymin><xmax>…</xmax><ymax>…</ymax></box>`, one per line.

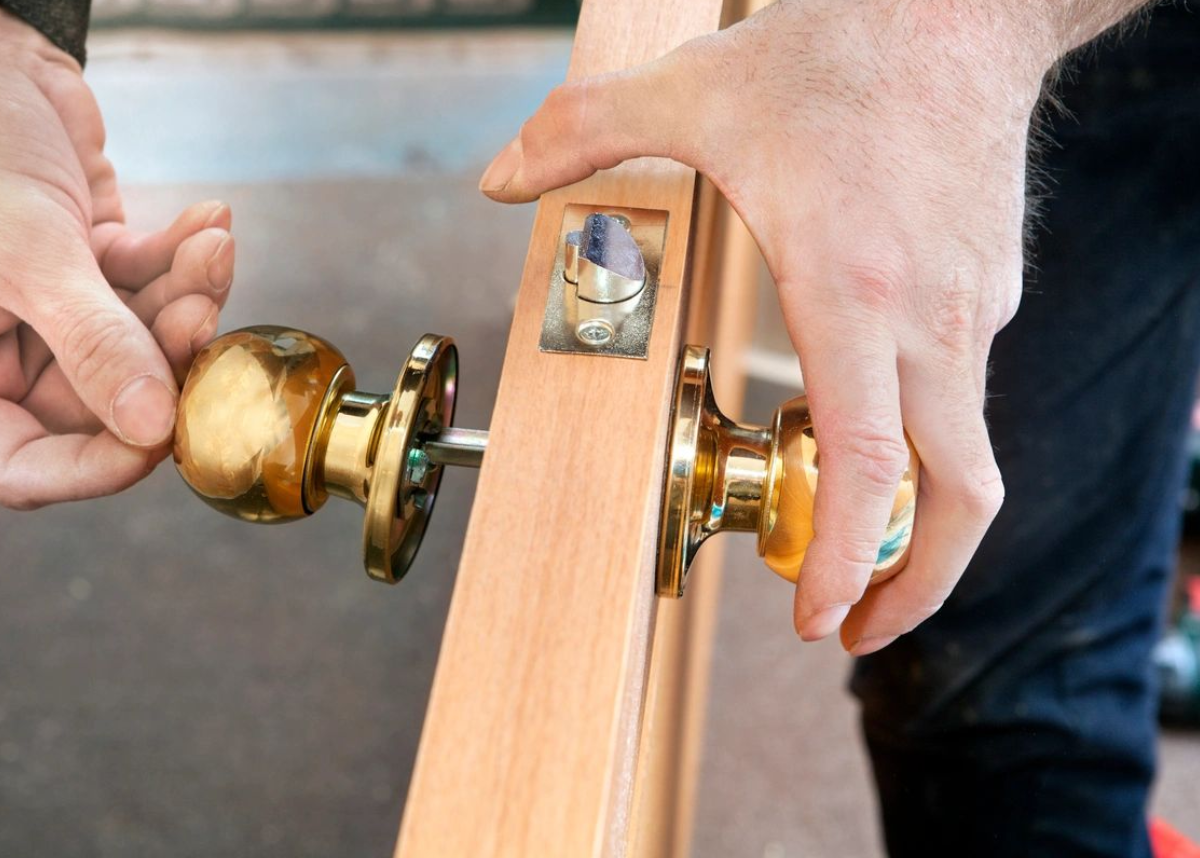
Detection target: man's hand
<box><xmin>0</xmin><ymin>10</ymin><xmax>234</xmax><ymax>509</ymax></box>
<box><xmin>478</xmin><ymin>1</ymin><xmax>1142</xmax><ymax>653</ymax></box>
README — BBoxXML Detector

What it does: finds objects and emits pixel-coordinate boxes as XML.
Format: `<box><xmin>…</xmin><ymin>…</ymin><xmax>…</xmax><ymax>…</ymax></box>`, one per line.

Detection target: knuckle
<box><xmin>59</xmin><ymin>307</ymin><xmax>128</xmax><ymax>391</ymax></box>
<box><xmin>830</xmin><ymin>530</ymin><xmax>890</xmax><ymax>569</ymax></box>
<box><xmin>921</xmin><ymin>283</ymin><xmax>979</xmax><ymax>352</ymax></box>
<box><xmin>538</xmin><ymin>79</ymin><xmax>621</xmax><ymax>170</ymax></box>
<box><xmin>994</xmin><ymin>276</ymin><xmax>1022</xmax><ymax>331</ymax></box>
<box><xmin>542</xmin><ymin>81</ymin><xmax>580</xmax><ymax>120</ymax></box>
<box><xmin>542</xmin><ymin>80</ymin><xmax>589</xmax><ymax>139</ymax></box>
<box><xmin>837</xmin><ymin>261</ymin><xmax>909</xmax><ymax>314</ymax></box>
<box><xmin>829</xmin><ymin>428</ymin><xmax>911</xmax><ymax>492</ymax></box>
<box><xmin>952</xmin><ymin>463</ymin><xmax>1006</xmax><ymax>524</ymax></box>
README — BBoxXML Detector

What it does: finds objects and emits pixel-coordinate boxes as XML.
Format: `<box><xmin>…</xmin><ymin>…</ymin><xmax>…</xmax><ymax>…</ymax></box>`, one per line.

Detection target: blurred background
<box><xmin>0</xmin><ymin>3</ymin><xmax>1197</xmax><ymax>856</ymax></box>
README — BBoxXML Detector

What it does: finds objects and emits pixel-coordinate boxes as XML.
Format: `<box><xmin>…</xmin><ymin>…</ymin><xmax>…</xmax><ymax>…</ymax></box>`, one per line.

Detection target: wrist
<box><xmin>0</xmin><ymin>7</ymin><xmax>82</xmax><ymax>76</ymax></box>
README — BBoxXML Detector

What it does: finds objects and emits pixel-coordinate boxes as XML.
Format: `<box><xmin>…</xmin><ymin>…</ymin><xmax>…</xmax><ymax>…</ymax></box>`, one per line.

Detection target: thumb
<box><xmin>26</xmin><ymin>266</ymin><xmax>178</xmax><ymax>448</ymax></box>
<box><xmin>479</xmin><ymin>41</ymin><xmax>712</xmax><ymax>203</ymax></box>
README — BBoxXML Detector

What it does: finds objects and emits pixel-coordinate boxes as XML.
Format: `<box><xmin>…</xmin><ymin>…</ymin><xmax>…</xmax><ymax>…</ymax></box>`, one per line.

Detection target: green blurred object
<box><xmin>91</xmin><ymin>0</ymin><xmax>580</xmax><ymax>29</ymax></box>
<box><xmin>1156</xmin><ymin>410</ymin><xmax>1200</xmax><ymax>725</ymax></box>
<box><xmin>1156</xmin><ymin>574</ymin><xmax>1200</xmax><ymax>725</ymax></box>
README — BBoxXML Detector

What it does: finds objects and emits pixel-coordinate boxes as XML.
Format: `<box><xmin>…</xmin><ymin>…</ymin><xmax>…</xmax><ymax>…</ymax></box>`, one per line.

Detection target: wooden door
<box><xmin>395</xmin><ymin>2</ymin><xmax>764</xmax><ymax>855</ymax></box>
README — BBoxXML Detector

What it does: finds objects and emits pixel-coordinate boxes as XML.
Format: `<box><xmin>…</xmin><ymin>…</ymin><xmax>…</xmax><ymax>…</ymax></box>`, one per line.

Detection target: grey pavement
<box><xmin>0</xmin><ymin>29</ymin><xmax>1196</xmax><ymax>858</ymax></box>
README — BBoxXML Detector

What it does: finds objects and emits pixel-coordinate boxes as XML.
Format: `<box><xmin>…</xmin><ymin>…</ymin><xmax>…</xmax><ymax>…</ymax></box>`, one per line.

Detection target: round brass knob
<box><xmin>657</xmin><ymin>346</ymin><xmax>918</xmax><ymax>597</ymax></box>
<box><xmin>174</xmin><ymin>325</ymin><xmax>465</xmax><ymax>584</ymax></box>
<box><xmin>174</xmin><ymin>326</ymin><xmax>347</xmax><ymax>523</ymax></box>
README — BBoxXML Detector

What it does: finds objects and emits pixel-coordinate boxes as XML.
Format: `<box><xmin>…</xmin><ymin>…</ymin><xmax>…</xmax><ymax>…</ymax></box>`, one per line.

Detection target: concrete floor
<box><xmin>0</xmin><ymin>29</ymin><xmax>1197</xmax><ymax>858</ymax></box>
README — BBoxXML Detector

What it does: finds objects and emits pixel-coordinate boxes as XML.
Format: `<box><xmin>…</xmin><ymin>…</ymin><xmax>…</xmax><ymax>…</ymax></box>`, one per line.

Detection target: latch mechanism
<box><xmin>538</xmin><ymin>204</ymin><xmax>667</xmax><ymax>359</ymax></box>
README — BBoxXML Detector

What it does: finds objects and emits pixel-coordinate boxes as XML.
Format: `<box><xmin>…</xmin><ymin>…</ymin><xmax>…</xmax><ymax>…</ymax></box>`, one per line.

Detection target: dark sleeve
<box><xmin>0</xmin><ymin>0</ymin><xmax>91</xmax><ymax>67</ymax></box>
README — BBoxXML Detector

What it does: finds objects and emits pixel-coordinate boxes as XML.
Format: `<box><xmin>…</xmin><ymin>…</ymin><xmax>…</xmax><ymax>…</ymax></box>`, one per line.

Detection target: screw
<box><xmin>576</xmin><ymin>319</ymin><xmax>615</xmax><ymax>347</ymax></box>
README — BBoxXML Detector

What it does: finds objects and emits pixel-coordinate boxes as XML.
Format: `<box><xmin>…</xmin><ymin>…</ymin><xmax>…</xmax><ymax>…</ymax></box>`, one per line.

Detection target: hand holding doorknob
<box><xmin>656</xmin><ymin>346</ymin><xmax>918</xmax><ymax>596</ymax></box>
<box><xmin>174</xmin><ymin>327</ymin><xmax>917</xmax><ymax>594</ymax></box>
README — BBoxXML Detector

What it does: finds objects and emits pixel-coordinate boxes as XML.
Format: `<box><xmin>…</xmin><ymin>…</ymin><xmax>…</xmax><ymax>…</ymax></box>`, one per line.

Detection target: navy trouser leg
<box><xmin>851</xmin><ymin>12</ymin><xmax>1200</xmax><ymax>857</ymax></box>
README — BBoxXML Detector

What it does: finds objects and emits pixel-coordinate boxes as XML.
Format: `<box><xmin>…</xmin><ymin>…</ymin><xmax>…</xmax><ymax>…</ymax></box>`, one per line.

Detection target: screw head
<box><xmin>576</xmin><ymin>319</ymin><xmax>615</xmax><ymax>347</ymax></box>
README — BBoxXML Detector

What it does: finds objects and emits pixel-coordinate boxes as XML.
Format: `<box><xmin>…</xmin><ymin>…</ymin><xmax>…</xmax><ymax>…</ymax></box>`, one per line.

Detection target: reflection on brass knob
<box><xmin>657</xmin><ymin>346</ymin><xmax>918</xmax><ymax>597</ymax></box>
<box><xmin>175</xmin><ymin>326</ymin><xmax>486</xmax><ymax>584</ymax></box>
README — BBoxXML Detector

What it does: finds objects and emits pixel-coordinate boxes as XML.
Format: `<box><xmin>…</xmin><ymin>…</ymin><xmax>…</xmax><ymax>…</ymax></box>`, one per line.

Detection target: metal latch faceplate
<box><xmin>537</xmin><ymin>204</ymin><xmax>668</xmax><ymax>360</ymax></box>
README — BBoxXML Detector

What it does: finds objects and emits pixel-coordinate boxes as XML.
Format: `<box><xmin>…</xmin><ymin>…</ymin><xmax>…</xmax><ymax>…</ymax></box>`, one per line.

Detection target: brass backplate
<box><xmin>538</xmin><ymin>204</ymin><xmax>668</xmax><ymax>360</ymax></box>
<box><xmin>656</xmin><ymin>345</ymin><xmax>712</xmax><ymax>597</ymax></box>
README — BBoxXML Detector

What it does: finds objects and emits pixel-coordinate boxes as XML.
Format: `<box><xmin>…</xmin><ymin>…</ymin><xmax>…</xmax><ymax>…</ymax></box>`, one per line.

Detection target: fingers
<box><xmin>93</xmin><ymin>200</ymin><xmax>230</xmax><ymax>291</ymax></box>
<box><xmin>0</xmin><ymin>401</ymin><xmax>165</xmax><ymax>510</ymax></box>
<box><xmin>13</xmin><ymin>226</ymin><xmax>229</xmax><ymax>434</ymax></box>
<box><xmin>790</xmin><ymin>318</ymin><xmax>910</xmax><ymax>642</ymax></box>
<box><xmin>151</xmin><ymin>294</ymin><xmax>219</xmax><ymax>386</ymax></box>
<box><xmin>479</xmin><ymin>38</ymin><xmax>715</xmax><ymax>203</ymax></box>
<box><xmin>14</xmin><ymin>360</ymin><xmax>97</xmax><ymax>435</ymax></box>
<box><xmin>10</xmin><ymin>203</ymin><xmax>233</xmax><ymax>442</ymax></box>
<box><xmin>125</xmin><ymin>228</ymin><xmax>234</xmax><ymax>324</ymax></box>
<box><xmin>21</xmin><ymin>253</ymin><xmax>179</xmax><ymax>448</ymax></box>
<box><xmin>20</xmin><ymin>292</ymin><xmax>218</xmax><ymax>431</ymax></box>
<box><xmin>840</xmin><ymin>350</ymin><xmax>1003</xmax><ymax>656</ymax></box>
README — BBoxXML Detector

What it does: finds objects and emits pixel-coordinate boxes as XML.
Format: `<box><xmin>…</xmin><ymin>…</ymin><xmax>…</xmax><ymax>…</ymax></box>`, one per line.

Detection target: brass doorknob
<box><xmin>173</xmin><ymin>325</ymin><xmax>485</xmax><ymax>584</ymax></box>
<box><xmin>656</xmin><ymin>346</ymin><xmax>918</xmax><ymax>596</ymax></box>
<box><xmin>174</xmin><ymin>326</ymin><xmax>917</xmax><ymax>595</ymax></box>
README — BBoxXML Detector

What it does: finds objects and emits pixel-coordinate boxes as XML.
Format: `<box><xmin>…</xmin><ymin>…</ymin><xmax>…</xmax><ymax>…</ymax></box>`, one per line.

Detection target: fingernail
<box><xmin>850</xmin><ymin>634</ymin><xmax>898</xmax><ymax>657</ymax></box>
<box><xmin>799</xmin><ymin>603</ymin><xmax>851</xmax><ymax>641</ymax></box>
<box><xmin>203</xmin><ymin>202</ymin><xmax>230</xmax><ymax>229</ymax></box>
<box><xmin>112</xmin><ymin>375</ymin><xmax>176</xmax><ymax>447</ymax></box>
<box><xmin>479</xmin><ymin>138</ymin><xmax>523</xmax><ymax>194</ymax></box>
<box><xmin>190</xmin><ymin>306</ymin><xmax>219</xmax><ymax>356</ymax></box>
<box><xmin>207</xmin><ymin>234</ymin><xmax>234</xmax><ymax>292</ymax></box>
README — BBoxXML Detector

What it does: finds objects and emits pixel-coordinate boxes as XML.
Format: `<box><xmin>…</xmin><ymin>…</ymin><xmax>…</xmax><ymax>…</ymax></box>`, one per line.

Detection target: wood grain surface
<box><xmin>394</xmin><ymin>1</ymin><xmax>729</xmax><ymax>855</ymax></box>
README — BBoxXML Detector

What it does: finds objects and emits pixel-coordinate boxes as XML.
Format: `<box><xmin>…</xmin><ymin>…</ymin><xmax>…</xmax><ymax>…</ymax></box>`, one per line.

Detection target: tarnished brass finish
<box><xmin>656</xmin><ymin>346</ymin><xmax>919</xmax><ymax>597</ymax></box>
<box><xmin>174</xmin><ymin>326</ymin><xmax>483</xmax><ymax>584</ymax></box>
